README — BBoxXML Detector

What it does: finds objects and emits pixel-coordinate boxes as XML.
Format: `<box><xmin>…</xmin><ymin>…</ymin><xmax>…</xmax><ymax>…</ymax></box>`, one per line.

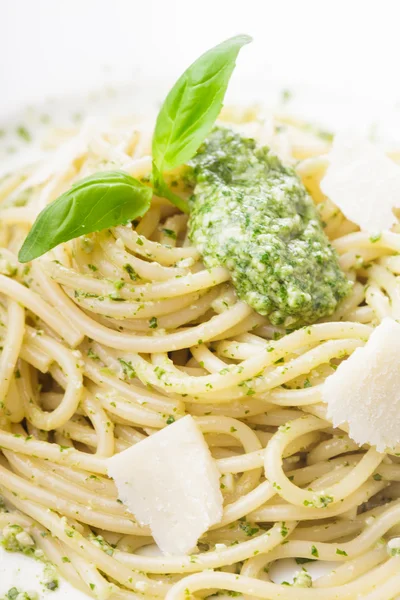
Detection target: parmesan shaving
<box><xmin>107</xmin><ymin>415</ymin><xmax>223</xmax><ymax>555</ymax></box>
<box><xmin>323</xmin><ymin>318</ymin><xmax>400</xmax><ymax>451</ymax></box>
<box><xmin>321</xmin><ymin>132</ymin><xmax>400</xmax><ymax>232</ymax></box>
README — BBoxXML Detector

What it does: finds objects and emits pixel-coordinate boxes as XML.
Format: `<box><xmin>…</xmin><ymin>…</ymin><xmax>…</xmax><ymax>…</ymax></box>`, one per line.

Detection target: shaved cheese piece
<box><xmin>107</xmin><ymin>415</ymin><xmax>223</xmax><ymax>555</ymax></box>
<box><xmin>321</xmin><ymin>132</ymin><xmax>400</xmax><ymax>231</ymax></box>
<box><xmin>323</xmin><ymin>318</ymin><xmax>400</xmax><ymax>451</ymax></box>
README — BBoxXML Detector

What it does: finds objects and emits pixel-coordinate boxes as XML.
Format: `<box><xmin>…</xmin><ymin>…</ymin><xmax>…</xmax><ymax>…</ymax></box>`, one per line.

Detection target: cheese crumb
<box><xmin>15</xmin><ymin>531</ymin><xmax>34</xmax><ymax>547</ymax></box>
<box><xmin>323</xmin><ymin>318</ymin><xmax>400</xmax><ymax>452</ymax></box>
<box><xmin>293</xmin><ymin>570</ymin><xmax>312</xmax><ymax>588</ymax></box>
<box><xmin>388</xmin><ymin>537</ymin><xmax>400</xmax><ymax>555</ymax></box>
<box><xmin>321</xmin><ymin>132</ymin><xmax>400</xmax><ymax>232</ymax></box>
<box><xmin>214</xmin><ymin>543</ymin><xmax>227</xmax><ymax>551</ymax></box>
<box><xmin>107</xmin><ymin>415</ymin><xmax>223</xmax><ymax>555</ymax></box>
<box><xmin>135</xmin><ymin>582</ymin><xmax>148</xmax><ymax>592</ymax></box>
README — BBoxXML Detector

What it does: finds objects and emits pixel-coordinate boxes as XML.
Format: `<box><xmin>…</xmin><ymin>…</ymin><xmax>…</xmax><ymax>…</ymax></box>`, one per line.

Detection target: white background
<box><xmin>1</xmin><ymin>0</ymin><xmax>400</xmax><ymax>597</ymax></box>
<box><xmin>2</xmin><ymin>0</ymin><xmax>400</xmax><ymax>123</ymax></box>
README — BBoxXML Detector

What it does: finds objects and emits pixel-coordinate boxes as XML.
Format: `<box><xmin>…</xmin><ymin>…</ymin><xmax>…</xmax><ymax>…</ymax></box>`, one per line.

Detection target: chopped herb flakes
<box><xmin>293</xmin><ymin>570</ymin><xmax>312</xmax><ymax>588</ymax></box>
<box><xmin>6</xmin><ymin>589</ymin><xmax>38</xmax><ymax>600</ymax></box>
<box><xmin>1</xmin><ymin>524</ymin><xmax>35</xmax><ymax>557</ymax></box>
<box><xmin>118</xmin><ymin>358</ymin><xmax>136</xmax><ymax>379</ymax></box>
<box><xmin>154</xmin><ymin>366</ymin><xmax>166</xmax><ymax>379</ymax></box>
<box><xmin>295</xmin><ymin>557</ymin><xmax>316</xmax><ymax>565</ymax></box>
<box><xmin>239</xmin><ymin>521</ymin><xmax>259</xmax><ymax>537</ymax></box>
<box><xmin>162</xmin><ymin>228</ymin><xmax>177</xmax><ymax>239</ymax></box>
<box><xmin>149</xmin><ymin>316</ymin><xmax>158</xmax><ymax>329</ymax></box>
<box><xmin>123</xmin><ymin>264</ymin><xmax>137</xmax><ymax>280</ymax></box>
<box><xmin>87</xmin><ymin>348</ymin><xmax>100</xmax><ymax>360</ymax></box>
<box><xmin>281</xmin><ymin>89</ymin><xmax>293</xmax><ymax>104</ymax></box>
<box><xmin>16</xmin><ymin>126</ymin><xmax>32</xmax><ymax>142</ymax></box>
<box><xmin>90</xmin><ymin>534</ymin><xmax>114</xmax><ymax>556</ymax></box>
<box><xmin>369</xmin><ymin>232</ymin><xmax>381</xmax><ymax>243</ymax></box>
<box><xmin>45</xmin><ymin>581</ymin><xmax>59</xmax><ymax>591</ymax></box>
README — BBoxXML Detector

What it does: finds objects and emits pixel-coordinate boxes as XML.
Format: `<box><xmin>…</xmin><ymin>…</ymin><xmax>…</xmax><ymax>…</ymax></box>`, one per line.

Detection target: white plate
<box><xmin>0</xmin><ymin>79</ymin><xmax>398</xmax><ymax>599</ymax></box>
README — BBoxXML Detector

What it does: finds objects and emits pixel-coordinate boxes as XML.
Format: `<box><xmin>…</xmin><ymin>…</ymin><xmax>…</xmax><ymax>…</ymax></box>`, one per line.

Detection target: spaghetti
<box><xmin>0</xmin><ymin>108</ymin><xmax>398</xmax><ymax>600</ymax></box>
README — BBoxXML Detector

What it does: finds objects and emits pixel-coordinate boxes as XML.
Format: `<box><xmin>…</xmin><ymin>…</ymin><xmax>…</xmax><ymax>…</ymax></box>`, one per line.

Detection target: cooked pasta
<box><xmin>0</xmin><ymin>106</ymin><xmax>400</xmax><ymax>600</ymax></box>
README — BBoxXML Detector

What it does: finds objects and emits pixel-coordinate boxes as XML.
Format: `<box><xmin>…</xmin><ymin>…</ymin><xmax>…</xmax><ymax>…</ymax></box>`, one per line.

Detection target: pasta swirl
<box><xmin>0</xmin><ymin>111</ymin><xmax>399</xmax><ymax>600</ymax></box>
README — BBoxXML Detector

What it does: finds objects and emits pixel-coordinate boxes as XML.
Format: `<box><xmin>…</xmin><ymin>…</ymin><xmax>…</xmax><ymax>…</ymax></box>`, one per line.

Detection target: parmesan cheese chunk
<box><xmin>321</xmin><ymin>132</ymin><xmax>400</xmax><ymax>232</ymax></box>
<box><xmin>324</xmin><ymin>318</ymin><xmax>400</xmax><ymax>452</ymax></box>
<box><xmin>107</xmin><ymin>415</ymin><xmax>223</xmax><ymax>555</ymax></box>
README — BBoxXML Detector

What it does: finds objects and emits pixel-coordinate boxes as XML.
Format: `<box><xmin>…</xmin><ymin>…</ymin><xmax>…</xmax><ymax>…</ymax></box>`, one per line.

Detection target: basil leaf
<box><xmin>152</xmin><ymin>34</ymin><xmax>252</xmax><ymax>196</ymax></box>
<box><xmin>18</xmin><ymin>171</ymin><xmax>152</xmax><ymax>262</ymax></box>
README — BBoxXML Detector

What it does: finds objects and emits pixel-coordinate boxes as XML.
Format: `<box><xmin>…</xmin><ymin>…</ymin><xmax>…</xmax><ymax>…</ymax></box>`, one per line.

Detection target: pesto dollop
<box><xmin>188</xmin><ymin>128</ymin><xmax>351</xmax><ymax>327</ymax></box>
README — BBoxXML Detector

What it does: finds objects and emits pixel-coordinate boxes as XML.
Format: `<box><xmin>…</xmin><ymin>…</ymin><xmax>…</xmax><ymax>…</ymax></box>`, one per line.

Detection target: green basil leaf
<box><xmin>18</xmin><ymin>171</ymin><xmax>152</xmax><ymax>263</ymax></box>
<box><xmin>152</xmin><ymin>34</ymin><xmax>252</xmax><ymax>175</ymax></box>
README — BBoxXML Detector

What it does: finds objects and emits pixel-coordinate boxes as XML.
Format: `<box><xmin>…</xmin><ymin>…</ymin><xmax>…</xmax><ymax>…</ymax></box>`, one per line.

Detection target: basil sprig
<box><xmin>152</xmin><ymin>34</ymin><xmax>252</xmax><ymax>209</ymax></box>
<box><xmin>18</xmin><ymin>172</ymin><xmax>152</xmax><ymax>262</ymax></box>
<box><xmin>18</xmin><ymin>35</ymin><xmax>251</xmax><ymax>262</ymax></box>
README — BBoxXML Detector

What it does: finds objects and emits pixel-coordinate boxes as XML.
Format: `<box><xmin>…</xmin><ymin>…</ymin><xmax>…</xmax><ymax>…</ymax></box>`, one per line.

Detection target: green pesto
<box><xmin>188</xmin><ymin>128</ymin><xmax>351</xmax><ymax>327</ymax></box>
<box><xmin>2</xmin><ymin>589</ymin><xmax>38</xmax><ymax>600</ymax></box>
<box><xmin>0</xmin><ymin>523</ymin><xmax>58</xmax><ymax>597</ymax></box>
<box><xmin>0</xmin><ymin>524</ymin><xmax>36</xmax><ymax>557</ymax></box>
